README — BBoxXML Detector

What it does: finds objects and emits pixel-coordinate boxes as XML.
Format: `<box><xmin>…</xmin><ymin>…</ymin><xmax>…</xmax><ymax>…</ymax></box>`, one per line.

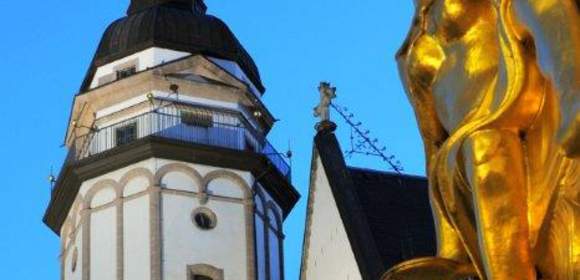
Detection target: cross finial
<box><xmin>128</xmin><ymin>0</ymin><xmax>207</xmax><ymax>15</ymax></box>
<box><xmin>314</xmin><ymin>82</ymin><xmax>338</xmax><ymax>132</ymax></box>
<box><xmin>314</xmin><ymin>82</ymin><xmax>337</xmax><ymax>122</ymax></box>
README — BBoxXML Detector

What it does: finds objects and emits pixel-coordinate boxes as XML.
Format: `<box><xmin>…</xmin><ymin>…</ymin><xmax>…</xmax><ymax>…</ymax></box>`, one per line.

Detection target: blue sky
<box><xmin>0</xmin><ymin>1</ymin><xmax>421</xmax><ymax>279</ymax></box>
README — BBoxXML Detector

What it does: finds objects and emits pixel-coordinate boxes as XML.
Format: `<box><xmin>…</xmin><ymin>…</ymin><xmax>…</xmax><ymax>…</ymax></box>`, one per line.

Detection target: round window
<box><xmin>192</xmin><ymin>208</ymin><xmax>217</xmax><ymax>230</ymax></box>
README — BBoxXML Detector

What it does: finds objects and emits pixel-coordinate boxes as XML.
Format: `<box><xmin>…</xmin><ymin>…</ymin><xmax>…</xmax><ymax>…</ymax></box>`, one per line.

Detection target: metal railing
<box><xmin>70</xmin><ymin>109</ymin><xmax>291</xmax><ymax>181</ymax></box>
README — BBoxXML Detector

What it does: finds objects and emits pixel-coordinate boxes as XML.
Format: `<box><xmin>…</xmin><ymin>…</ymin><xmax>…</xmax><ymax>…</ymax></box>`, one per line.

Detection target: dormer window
<box><xmin>116</xmin><ymin>66</ymin><xmax>137</xmax><ymax>80</ymax></box>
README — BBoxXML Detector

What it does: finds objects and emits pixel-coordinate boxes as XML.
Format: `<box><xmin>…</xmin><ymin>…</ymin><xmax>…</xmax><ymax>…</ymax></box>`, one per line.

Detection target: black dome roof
<box><xmin>80</xmin><ymin>0</ymin><xmax>264</xmax><ymax>93</ymax></box>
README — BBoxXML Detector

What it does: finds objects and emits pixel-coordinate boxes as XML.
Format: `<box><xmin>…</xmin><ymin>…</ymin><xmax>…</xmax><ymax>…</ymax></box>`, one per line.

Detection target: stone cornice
<box><xmin>44</xmin><ymin>136</ymin><xmax>300</xmax><ymax>235</ymax></box>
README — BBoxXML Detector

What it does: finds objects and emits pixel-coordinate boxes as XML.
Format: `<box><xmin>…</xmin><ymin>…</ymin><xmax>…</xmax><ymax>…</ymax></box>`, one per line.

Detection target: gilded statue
<box><xmin>384</xmin><ymin>0</ymin><xmax>579</xmax><ymax>279</ymax></box>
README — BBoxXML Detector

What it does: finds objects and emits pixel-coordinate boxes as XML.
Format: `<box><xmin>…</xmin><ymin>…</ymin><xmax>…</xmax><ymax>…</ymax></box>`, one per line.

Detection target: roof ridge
<box><xmin>347</xmin><ymin>166</ymin><xmax>427</xmax><ymax>180</ymax></box>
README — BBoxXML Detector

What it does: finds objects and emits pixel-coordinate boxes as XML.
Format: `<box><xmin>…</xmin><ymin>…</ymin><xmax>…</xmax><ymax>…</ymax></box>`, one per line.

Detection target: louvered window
<box><xmin>116</xmin><ymin>66</ymin><xmax>136</xmax><ymax>79</ymax></box>
<box><xmin>181</xmin><ymin>110</ymin><xmax>213</xmax><ymax>127</ymax></box>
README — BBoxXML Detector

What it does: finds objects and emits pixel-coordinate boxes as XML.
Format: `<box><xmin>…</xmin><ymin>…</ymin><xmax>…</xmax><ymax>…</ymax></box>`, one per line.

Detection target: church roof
<box><xmin>79</xmin><ymin>0</ymin><xmax>264</xmax><ymax>93</ymax></box>
<box><xmin>310</xmin><ymin>126</ymin><xmax>436</xmax><ymax>279</ymax></box>
<box><xmin>348</xmin><ymin>167</ymin><xmax>436</xmax><ymax>270</ymax></box>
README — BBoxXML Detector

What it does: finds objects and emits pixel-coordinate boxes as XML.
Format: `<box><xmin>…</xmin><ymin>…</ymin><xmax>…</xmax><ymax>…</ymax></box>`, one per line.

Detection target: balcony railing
<box><xmin>69</xmin><ymin>109</ymin><xmax>291</xmax><ymax>181</ymax></box>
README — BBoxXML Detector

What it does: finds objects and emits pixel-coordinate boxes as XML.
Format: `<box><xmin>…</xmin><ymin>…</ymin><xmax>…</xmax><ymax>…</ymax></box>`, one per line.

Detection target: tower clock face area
<box><xmin>45</xmin><ymin>1</ymin><xmax>300</xmax><ymax>280</ymax></box>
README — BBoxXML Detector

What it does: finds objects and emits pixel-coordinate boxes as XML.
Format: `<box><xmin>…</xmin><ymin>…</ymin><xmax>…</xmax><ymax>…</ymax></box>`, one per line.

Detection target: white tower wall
<box><xmin>58</xmin><ymin>158</ymin><xmax>285</xmax><ymax>280</ymax></box>
<box><xmin>49</xmin><ymin>5</ymin><xmax>297</xmax><ymax>279</ymax></box>
<box><xmin>90</xmin><ymin>48</ymin><xmax>190</xmax><ymax>89</ymax></box>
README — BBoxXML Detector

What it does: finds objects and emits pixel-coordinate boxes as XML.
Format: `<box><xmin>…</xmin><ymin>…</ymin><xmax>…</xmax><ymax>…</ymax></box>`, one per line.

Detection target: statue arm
<box><xmin>512</xmin><ymin>0</ymin><xmax>580</xmax><ymax>156</ymax></box>
<box><xmin>399</xmin><ymin>44</ymin><xmax>448</xmax><ymax>168</ymax></box>
<box><xmin>397</xmin><ymin>16</ymin><xmax>449</xmax><ymax>169</ymax></box>
<box><xmin>406</xmin><ymin>89</ymin><xmax>448</xmax><ymax>170</ymax></box>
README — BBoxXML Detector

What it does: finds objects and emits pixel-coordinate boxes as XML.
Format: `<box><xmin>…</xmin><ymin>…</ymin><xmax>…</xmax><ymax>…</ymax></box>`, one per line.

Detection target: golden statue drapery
<box><xmin>384</xmin><ymin>0</ymin><xmax>579</xmax><ymax>279</ymax></box>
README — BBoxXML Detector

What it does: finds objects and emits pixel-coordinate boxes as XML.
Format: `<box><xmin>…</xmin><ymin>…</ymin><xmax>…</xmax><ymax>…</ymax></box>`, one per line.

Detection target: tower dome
<box><xmin>80</xmin><ymin>0</ymin><xmax>264</xmax><ymax>93</ymax></box>
<box><xmin>46</xmin><ymin>2</ymin><xmax>298</xmax><ymax>279</ymax></box>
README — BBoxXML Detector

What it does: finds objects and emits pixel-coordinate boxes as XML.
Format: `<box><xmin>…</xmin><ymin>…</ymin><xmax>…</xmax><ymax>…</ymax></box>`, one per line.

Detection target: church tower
<box><xmin>44</xmin><ymin>1</ymin><xmax>299</xmax><ymax>280</ymax></box>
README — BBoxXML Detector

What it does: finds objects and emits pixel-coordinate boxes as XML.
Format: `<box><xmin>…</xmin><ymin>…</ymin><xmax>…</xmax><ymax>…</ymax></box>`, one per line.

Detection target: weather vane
<box><xmin>314</xmin><ymin>81</ymin><xmax>403</xmax><ymax>173</ymax></box>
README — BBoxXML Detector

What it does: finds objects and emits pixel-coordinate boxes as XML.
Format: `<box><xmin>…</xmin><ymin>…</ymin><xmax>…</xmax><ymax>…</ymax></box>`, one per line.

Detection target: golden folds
<box><xmin>385</xmin><ymin>0</ymin><xmax>579</xmax><ymax>279</ymax></box>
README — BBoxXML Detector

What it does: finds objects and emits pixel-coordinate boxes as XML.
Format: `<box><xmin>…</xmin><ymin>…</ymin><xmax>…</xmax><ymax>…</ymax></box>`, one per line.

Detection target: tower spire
<box><xmin>127</xmin><ymin>0</ymin><xmax>206</xmax><ymax>15</ymax></box>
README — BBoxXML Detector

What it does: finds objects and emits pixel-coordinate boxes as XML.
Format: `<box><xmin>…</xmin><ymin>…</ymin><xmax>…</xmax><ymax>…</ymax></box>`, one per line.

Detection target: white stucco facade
<box><xmin>92</xmin><ymin>90</ymin><xmax>262</xmax><ymax>136</ymax></box>
<box><xmin>90</xmin><ymin>48</ymin><xmax>191</xmax><ymax>89</ymax></box>
<box><xmin>301</xmin><ymin>157</ymin><xmax>362</xmax><ymax>280</ymax></box>
<box><xmin>90</xmin><ymin>207</ymin><xmax>117</xmax><ymax>280</ymax></box>
<box><xmin>55</xmin><ymin>12</ymin><xmax>292</xmax><ymax>279</ymax></box>
<box><xmin>89</xmin><ymin>47</ymin><xmax>263</xmax><ymax>99</ymax></box>
<box><xmin>59</xmin><ymin>157</ymin><xmax>285</xmax><ymax>280</ymax></box>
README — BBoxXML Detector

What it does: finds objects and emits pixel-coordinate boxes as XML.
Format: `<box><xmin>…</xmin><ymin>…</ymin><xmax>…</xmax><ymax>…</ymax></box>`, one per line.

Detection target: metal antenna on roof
<box><xmin>331</xmin><ymin>102</ymin><xmax>404</xmax><ymax>174</ymax></box>
<box><xmin>287</xmin><ymin>139</ymin><xmax>293</xmax><ymax>182</ymax></box>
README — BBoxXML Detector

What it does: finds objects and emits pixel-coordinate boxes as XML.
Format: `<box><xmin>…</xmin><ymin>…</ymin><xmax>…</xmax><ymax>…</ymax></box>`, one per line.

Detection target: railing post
<box><xmin>67</xmin><ymin>109</ymin><xmax>292</xmax><ymax>182</ymax></box>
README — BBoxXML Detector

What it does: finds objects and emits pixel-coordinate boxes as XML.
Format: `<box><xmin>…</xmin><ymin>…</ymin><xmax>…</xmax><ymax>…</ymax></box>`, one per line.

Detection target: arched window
<box><xmin>267</xmin><ymin>206</ymin><xmax>283</xmax><ymax>280</ymax></box>
<box><xmin>254</xmin><ymin>190</ymin><xmax>267</xmax><ymax>280</ymax></box>
<box><xmin>187</xmin><ymin>264</ymin><xmax>224</xmax><ymax>280</ymax></box>
<box><xmin>254</xmin><ymin>187</ymin><xmax>285</xmax><ymax>280</ymax></box>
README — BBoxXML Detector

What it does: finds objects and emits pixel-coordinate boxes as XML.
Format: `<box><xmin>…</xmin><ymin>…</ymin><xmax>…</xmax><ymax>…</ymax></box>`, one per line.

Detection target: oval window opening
<box><xmin>192</xmin><ymin>208</ymin><xmax>217</xmax><ymax>230</ymax></box>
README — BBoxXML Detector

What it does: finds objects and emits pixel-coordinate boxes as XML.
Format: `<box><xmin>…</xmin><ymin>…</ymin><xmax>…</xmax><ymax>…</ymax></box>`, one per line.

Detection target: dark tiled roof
<box><xmin>313</xmin><ymin>126</ymin><xmax>436</xmax><ymax>279</ymax></box>
<box><xmin>348</xmin><ymin>167</ymin><xmax>436</xmax><ymax>270</ymax></box>
<box><xmin>79</xmin><ymin>0</ymin><xmax>264</xmax><ymax>93</ymax></box>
